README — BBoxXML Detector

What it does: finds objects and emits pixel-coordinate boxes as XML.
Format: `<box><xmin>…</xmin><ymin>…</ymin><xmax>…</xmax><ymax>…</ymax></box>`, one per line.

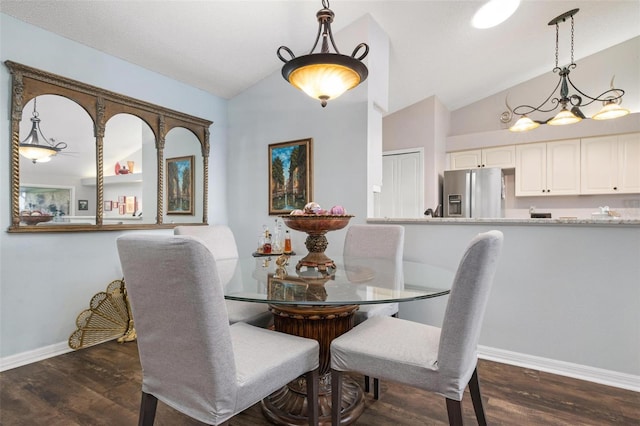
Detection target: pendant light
<box><xmin>509</xmin><ymin>9</ymin><xmax>629</xmax><ymax>132</ymax></box>
<box><xmin>19</xmin><ymin>98</ymin><xmax>67</xmax><ymax>163</ymax></box>
<box><xmin>277</xmin><ymin>0</ymin><xmax>369</xmax><ymax>107</ymax></box>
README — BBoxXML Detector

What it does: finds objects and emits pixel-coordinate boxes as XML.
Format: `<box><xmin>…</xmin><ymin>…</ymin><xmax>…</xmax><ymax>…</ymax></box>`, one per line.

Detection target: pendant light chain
<box><xmin>570</xmin><ymin>15</ymin><xmax>575</xmax><ymax>64</ymax></box>
<box><xmin>554</xmin><ymin>23</ymin><xmax>559</xmax><ymax>68</ymax></box>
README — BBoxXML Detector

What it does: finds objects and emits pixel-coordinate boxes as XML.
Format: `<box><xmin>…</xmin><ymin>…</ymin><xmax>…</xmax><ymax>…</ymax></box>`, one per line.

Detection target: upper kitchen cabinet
<box><xmin>515</xmin><ymin>140</ymin><xmax>580</xmax><ymax>197</ymax></box>
<box><xmin>581</xmin><ymin>133</ymin><xmax>640</xmax><ymax>195</ymax></box>
<box><xmin>449</xmin><ymin>146</ymin><xmax>515</xmax><ymax>170</ymax></box>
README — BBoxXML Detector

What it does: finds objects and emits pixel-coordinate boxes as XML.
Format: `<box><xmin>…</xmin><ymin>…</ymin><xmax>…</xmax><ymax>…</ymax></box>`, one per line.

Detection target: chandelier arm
<box><xmin>324</xmin><ymin>18</ymin><xmax>341</xmax><ymax>54</ymax></box>
<box><xmin>308</xmin><ymin>18</ymin><xmax>325</xmax><ymax>54</ymax></box>
<box><xmin>512</xmin><ymin>77</ymin><xmax>563</xmax><ymax>116</ymax></box>
<box><xmin>566</xmin><ymin>75</ymin><xmax>626</xmax><ymax>106</ymax></box>
<box><xmin>351</xmin><ymin>43</ymin><xmax>369</xmax><ymax>60</ymax></box>
<box><xmin>277</xmin><ymin>46</ymin><xmax>296</xmax><ymax>63</ymax></box>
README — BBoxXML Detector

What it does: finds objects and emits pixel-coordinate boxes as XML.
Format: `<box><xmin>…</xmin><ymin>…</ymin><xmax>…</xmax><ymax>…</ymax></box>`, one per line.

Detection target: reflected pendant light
<box><xmin>19</xmin><ymin>98</ymin><xmax>67</xmax><ymax>163</ymax></box>
<box><xmin>509</xmin><ymin>9</ymin><xmax>629</xmax><ymax>132</ymax></box>
<box><xmin>277</xmin><ymin>0</ymin><xmax>369</xmax><ymax>107</ymax></box>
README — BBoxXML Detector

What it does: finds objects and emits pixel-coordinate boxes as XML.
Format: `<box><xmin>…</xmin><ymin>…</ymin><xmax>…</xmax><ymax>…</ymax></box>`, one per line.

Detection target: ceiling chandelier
<box><xmin>19</xmin><ymin>97</ymin><xmax>67</xmax><ymax>163</ymax></box>
<box><xmin>509</xmin><ymin>8</ymin><xmax>629</xmax><ymax>132</ymax></box>
<box><xmin>277</xmin><ymin>0</ymin><xmax>369</xmax><ymax>107</ymax></box>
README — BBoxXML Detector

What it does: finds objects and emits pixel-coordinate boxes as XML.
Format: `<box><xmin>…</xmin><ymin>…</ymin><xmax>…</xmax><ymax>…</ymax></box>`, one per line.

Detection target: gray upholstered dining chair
<box><xmin>174</xmin><ymin>225</ymin><xmax>273</xmax><ymax>328</ymax></box>
<box><xmin>343</xmin><ymin>223</ymin><xmax>404</xmax><ymax>398</ymax></box>
<box><xmin>117</xmin><ymin>234</ymin><xmax>320</xmax><ymax>426</ymax></box>
<box><xmin>331</xmin><ymin>230</ymin><xmax>503</xmax><ymax>426</ymax></box>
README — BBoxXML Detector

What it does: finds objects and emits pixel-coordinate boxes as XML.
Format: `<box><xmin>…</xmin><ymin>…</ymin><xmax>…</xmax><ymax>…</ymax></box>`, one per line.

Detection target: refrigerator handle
<box><xmin>469</xmin><ymin>170</ymin><xmax>476</xmax><ymax>218</ymax></box>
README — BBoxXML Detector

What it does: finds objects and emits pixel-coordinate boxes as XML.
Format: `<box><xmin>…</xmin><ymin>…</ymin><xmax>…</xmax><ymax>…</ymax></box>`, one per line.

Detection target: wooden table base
<box><xmin>262</xmin><ymin>303</ymin><xmax>364</xmax><ymax>425</ymax></box>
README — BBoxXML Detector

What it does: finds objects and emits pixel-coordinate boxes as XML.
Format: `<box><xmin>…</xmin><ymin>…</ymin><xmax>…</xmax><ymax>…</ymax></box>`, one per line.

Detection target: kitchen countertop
<box><xmin>367</xmin><ymin>217</ymin><xmax>640</xmax><ymax>227</ymax></box>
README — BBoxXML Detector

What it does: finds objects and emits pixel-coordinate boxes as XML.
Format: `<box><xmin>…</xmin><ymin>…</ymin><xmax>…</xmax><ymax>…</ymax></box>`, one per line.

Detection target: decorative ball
<box><xmin>330</xmin><ymin>205</ymin><xmax>346</xmax><ymax>215</ymax></box>
<box><xmin>304</xmin><ymin>202</ymin><xmax>322</xmax><ymax>214</ymax></box>
<box><xmin>290</xmin><ymin>209</ymin><xmax>305</xmax><ymax>215</ymax></box>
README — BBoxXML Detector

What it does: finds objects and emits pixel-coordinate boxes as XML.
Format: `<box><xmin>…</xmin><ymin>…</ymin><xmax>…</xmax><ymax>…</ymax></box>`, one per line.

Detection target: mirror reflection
<box><xmin>19</xmin><ymin>95</ymin><xmax>95</xmax><ymax>225</ymax></box>
<box><xmin>103</xmin><ymin>114</ymin><xmax>157</xmax><ymax>225</ymax></box>
<box><xmin>164</xmin><ymin>127</ymin><xmax>203</xmax><ymax>224</ymax></box>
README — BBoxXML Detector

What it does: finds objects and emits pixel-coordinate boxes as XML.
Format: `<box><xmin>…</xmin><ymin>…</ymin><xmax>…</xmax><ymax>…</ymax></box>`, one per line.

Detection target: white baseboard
<box><xmin>478</xmin><ymin>345</ymin><xmax>640</xmax><ymax>392</ymax></box>
<box><xmin>0</xmin><ymin>341</ymin><xmax>73</xmax><ymax>372</ymax></box>
<box><xmin>2</xmin><ymin>342</ymin><xmax>638</xmax><ymax>393</ymax></box>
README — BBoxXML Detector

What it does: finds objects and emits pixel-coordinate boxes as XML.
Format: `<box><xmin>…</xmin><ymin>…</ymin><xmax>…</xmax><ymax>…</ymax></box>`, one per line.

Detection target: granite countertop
<box><xmin>367</xmin><ymin>217</ymin><xmax>640</xmax><ymax>227</ymax></box>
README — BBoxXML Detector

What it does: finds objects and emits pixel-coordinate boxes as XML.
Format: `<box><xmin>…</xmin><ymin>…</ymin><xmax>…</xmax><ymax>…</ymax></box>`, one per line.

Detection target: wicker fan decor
<box><xmin>68</xmin><ymin>279</ymin><xmax>136</xmax><ymax>350</ymax></box>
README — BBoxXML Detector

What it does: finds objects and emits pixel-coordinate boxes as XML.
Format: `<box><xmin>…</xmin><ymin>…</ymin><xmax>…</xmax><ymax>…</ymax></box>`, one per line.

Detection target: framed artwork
<box><xmin>119</xmin><ymin>204</ymin><xmax>125</xmax><ymax>215</ymax></box>
<box><xmin>267</xmin><ymin>274</ymin><xmax>326</xmax><ymax>302</ymax></box>
<box><xmin>103</xmin><ymin>200</ymin><xmax>112</xmax><ymax>212</ymax></box>
<box><xmin>78</xmin><ymin>200</ymin><xmax>89</xmax><ymax>211</ymax></box>
<box><xmin>112</xmin><ymin>201</ymin><xmax>119</xmax><ymax>209</ymax></box>
<box><xmin>166</xmin><ymin>155</ymin><xmax>194</xmax><ymax>215</ymax></box>
<box><xmin>268</xmin><ymin>138</ymin><xmax>313</xmax><ymax>215</ymax></box>
<box><xmin>125</xmin><ymin>196</ymin><xmax>136</xmax><ymax>214</ymax></box>
<box><xmin>20</xmin><ymin>184</ymin><xmax>74</xmax><ymax>216</ymax></box>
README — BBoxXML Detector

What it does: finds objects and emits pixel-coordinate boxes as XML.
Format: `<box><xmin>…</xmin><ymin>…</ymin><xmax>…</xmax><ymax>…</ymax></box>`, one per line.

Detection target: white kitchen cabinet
<box><xmin>515</xmin><ymin>139</ymin><xmax>580</xmax><ymax>196</ymax></box>
<box><xmin>449</xmin><ymin>145</ymin><xmax>515</xmax><ymax>170</ymax></box>
<box><xmin>581</xmin><ymin>133</ymin><xmax>640</xmax><ymax>194</ymax></box>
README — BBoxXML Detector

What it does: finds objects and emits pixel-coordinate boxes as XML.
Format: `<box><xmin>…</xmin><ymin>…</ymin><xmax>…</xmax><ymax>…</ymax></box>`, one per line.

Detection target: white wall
<box><xmin>394</xmin><ymin>222</ymin><xmax>640</xmax><ymax>378</ymax></box>
<box><xmin>382</xmin><ymin>96</ymin><xmax>450</xmax><ymax>210</ymax></box>
<box><xmin>0</xmin><ymin>14</ymin><xmax>228</xmax><ymax>361</ymax></box>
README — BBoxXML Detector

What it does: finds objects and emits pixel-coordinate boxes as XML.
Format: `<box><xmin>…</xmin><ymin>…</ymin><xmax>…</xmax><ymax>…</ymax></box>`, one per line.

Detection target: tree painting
<box><xmin>269</xmin><ymin>139</ymin><xmax>313</xmax><ymax>214</ymax></box>
<box><xmin>167</xmin><ymin>156</ymin><xmax>194</xmax><ymax>214</ymax></box>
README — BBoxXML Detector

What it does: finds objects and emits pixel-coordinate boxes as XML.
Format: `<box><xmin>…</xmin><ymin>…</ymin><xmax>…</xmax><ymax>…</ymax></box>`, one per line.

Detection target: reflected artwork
<box><xmin>166</xmin><ymin>156</ymin><xmax>194</xmax><ymax>215</ymax></box>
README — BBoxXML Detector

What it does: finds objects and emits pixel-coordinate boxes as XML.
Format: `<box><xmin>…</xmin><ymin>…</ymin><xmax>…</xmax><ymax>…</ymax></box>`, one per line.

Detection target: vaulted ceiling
<box><xmin>2</xmin><ymin>0</ymin><xmax>639</xmax><ymax>115</ymax></box>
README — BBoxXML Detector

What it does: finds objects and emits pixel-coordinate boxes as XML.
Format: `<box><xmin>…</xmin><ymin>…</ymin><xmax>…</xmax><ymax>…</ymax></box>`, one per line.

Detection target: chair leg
<box><xmin>306</xmin><ymin>368</ymin><xmax>320</xmax><ymax>426</ymax></box>
<box><xmin>364</xmin><ymin>375</ymin><xmax>370</xmax><ymax>393</ymax></box>
<box><xmin>138</xmin><ymin>391</ymin><xmax>158</xmax><ymax>426</ymax></box>
<box><xmin>373</xmin><ymin>378</ymin><xmax>380</xmax><ymax>400</ymax></box>
<box><xmin>468</xmin><ymin>367</ymin><xmax>487</xmax><ymax>426</ymax></box>
<box><xmin>445</xmin><ymin>398</ymin><xmax>464</xmax><ymax>426</ymax></box>
<box><xmin>331</xmin><ymin>369</ymin><xmax>343</xmax><ymax>426</ymax></box>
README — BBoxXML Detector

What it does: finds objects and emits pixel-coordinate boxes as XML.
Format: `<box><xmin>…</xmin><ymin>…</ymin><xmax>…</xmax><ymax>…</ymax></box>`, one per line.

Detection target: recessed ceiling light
<box><xmin>472</xmin><ymin>0</ymin><xmax>520</xmax><ymax>29</ymax></box>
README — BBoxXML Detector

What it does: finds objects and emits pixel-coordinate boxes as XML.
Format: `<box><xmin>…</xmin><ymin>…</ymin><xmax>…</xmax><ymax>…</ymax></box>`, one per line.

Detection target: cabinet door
<box><xmin>617</xmin><ymin>133</ymin><xmax>640</xmax><ymax>193</ymax></box>
<box><xmin>546</xmin><ymin>139</ymin><xmax>580</xmax><ymax>195</ymax></box>
<box><xmin>450</xmin><ymin>150</ymin><xmax>481</xmax><ymax>170</ymax></box>
<box><xmin>515</xmin><ymin>143</ymin><xmax>547</xmax><ymax>196</ymax></box>
<box><xmin>482</xmin><ymin>145</ymin><xmax>515</xmax><ymax>169</ymax></box>
<box><xmin>581</xmin><ymin>136</ymin><xmax>618</xmax><ymax>194</ymax></box>
<box><xmin>380</xmin><ymin>152</ymin><xmax>424</xmax><ymax>218</ymax></box>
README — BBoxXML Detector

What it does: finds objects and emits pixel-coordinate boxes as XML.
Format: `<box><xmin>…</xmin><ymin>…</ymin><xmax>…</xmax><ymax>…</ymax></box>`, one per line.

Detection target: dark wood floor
<box><xmin>1</xmin><ymin>340</ymin><xmax>638</xmax><ymax>425</ymax></box>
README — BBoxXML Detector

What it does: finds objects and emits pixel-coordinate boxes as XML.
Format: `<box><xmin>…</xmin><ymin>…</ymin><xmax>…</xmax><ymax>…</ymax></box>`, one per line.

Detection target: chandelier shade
<box><xmin>509</xmin><ymin>115</ymin><xmax>540</xmax><ymax>132</ymax></box>
<box><xmin>277</xmin><ymin>0</ymin><xmax>369</xmax><ymax>107</ymax></box>
<box><xmin>508</xmin><ymin>9</ymin><xmax>629</xmax><ymax>132</ymax></box>
<box><xmin>19</xmin><ymin>98</ymin><xmax>67</xmax><ymax>163</ymax></box>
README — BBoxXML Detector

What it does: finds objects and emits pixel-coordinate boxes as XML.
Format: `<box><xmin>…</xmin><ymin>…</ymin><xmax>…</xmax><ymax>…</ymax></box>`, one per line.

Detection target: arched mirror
<box><xmin>163</xmin><ymin>127</ymin><xmax>204</xmax><ymax>224</ymax></box>
<box><xmin>6</xmin><ymin>61</ymin><xmax>212</xmax><ymax>233</ymax></box>
<box><xmin>18</xmin><ymin>94</ymin><xmax>96</xmax><ymax>226</ymax></box>
<box><xmin>103</xmin><ymin>113</ymin><xmax>157</xmax><ymax>225</ymax></box>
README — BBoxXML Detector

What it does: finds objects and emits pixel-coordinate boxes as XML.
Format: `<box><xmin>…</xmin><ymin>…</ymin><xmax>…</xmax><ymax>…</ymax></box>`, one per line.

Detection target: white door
<box><xmin>379</xmin><ymin>150</ymin><xmax>424</xmax><ymax>218</ymax></box>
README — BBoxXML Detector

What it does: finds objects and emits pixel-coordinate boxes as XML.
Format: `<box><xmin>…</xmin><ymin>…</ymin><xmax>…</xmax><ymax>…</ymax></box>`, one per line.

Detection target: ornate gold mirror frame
<box><xmin>5</xmin><ymin>61</ymin><xmax>212</xmax><ymax>232</ymax></box>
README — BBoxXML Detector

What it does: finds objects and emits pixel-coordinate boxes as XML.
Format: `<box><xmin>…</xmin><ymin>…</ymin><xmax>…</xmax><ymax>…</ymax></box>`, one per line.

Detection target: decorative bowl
<box><xmin>280</xmin><ymin>214</ymin><xmax>353</xmax><ymax>272</ymax></box>
<box><xmin>20</xmin><ymin>213</ymin><xmax>53</xmax><ymax>225</ymax></box>
<box><xmin>281</xmin><ymin>214</ymin><xmax>353</xmax><ymax>234</ymax></box>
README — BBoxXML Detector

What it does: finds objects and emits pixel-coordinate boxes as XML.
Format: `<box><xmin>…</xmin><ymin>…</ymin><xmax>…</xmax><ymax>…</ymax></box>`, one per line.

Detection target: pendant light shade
<box><xmin>277</xmin><ymin>0</ymin><xmax>369</xmax><ymax>107</ymax></box>
<box><xmin>509</xmin><ymin>115</ymin><xmax>540</xmax><ymax>132</ymax></box>
<box><xmin>547</xmin><ymin>107</ymin><xmax>582</xmax><ymax>126</ymax></box>
<box><xmin>19</xmin><ymin>98</ymin><xmax>67</xmax><ymax>164</ymax></box>
<box><xmin>592</xmin><ymin>101</ymin><xmax>630</xmax><ymax>121</ymax></box>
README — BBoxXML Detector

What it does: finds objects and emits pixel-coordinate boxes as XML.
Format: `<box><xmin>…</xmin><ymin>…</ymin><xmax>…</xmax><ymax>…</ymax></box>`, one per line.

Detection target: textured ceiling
<box><xmin>2</xmin><ymin>0</ymin><xmax>639</xmax><ymax>114</ymax></box>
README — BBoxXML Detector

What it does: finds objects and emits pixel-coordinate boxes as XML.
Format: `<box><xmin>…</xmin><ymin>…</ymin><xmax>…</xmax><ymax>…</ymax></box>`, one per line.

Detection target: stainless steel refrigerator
<box><xmin>443</xmin><ymin>168</ymin><xmax>504</xmax><ymax>218</ymax></box>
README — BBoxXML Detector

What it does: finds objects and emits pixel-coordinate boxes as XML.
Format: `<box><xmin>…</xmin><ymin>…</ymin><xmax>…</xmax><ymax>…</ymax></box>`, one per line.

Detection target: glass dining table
<box><xmin>218</xmin><ymin>254</ymin><xmax>454</xmax><ymax>426</ymax></box>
